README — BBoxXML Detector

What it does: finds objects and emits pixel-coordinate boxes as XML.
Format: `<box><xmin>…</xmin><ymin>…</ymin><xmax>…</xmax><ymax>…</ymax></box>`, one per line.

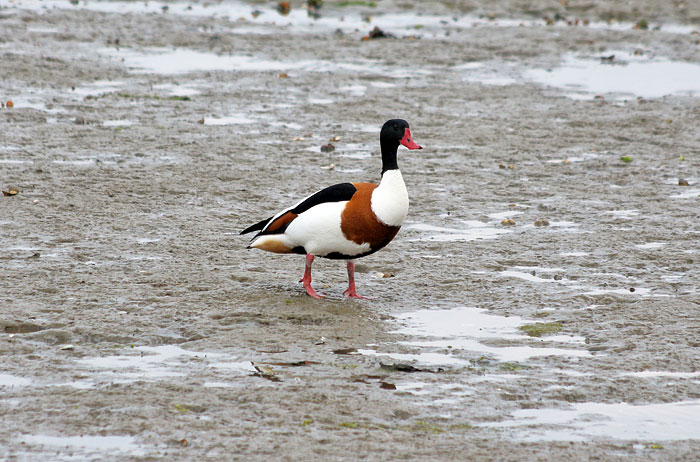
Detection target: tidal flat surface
<box><xmin>1</xmin><ymin>0</ymin><xmax>699</xmax><ymax>460</ymax></box>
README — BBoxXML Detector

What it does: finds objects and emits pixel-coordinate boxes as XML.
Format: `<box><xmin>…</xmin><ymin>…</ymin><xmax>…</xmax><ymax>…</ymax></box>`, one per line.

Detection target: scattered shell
<box><xmin>373</xmin><ymin>272</ymin><xmax>395</xmax><ymax>278</ymax></box>
<box><xmin>501</xmin><ymin>218</ymin><xmax>516</xmax><ymax>227</ymax></box>
<box><xmin>2</xmin><ymin>187</ymin><xmax>19</xmax><ymax>196</ymax></box>
<box><xmin>293</xmin><ymin>136</ymin><xmax>305</xmax><ymax>141</ymax></box>
<box><xmin>6</xmin><ymin>100</ymin><xmax>13</xmax><ymax>108</ymax></box>
<box><xmin>277</xmin><ymin>73</ymin><xmax>288</xmax><ymax>79</ymax></box>
<box><xmin>678</xmin><ymin>178</ymin><xmax>690</xmax><ymax>186</ymax></box>
<box><xmin>534</xmin><ymin>218</ymin><xmax>550</xmax><ymax>227</ymax></box>
<box><xmin>330</xmin><ymin>136</ymin><xmax>341</xmax><ymax>142</ymax></box>
<box><xmin>320</xmin><ymin>143</ymin><xmax>335</xmax><ymax>153</ymax></box>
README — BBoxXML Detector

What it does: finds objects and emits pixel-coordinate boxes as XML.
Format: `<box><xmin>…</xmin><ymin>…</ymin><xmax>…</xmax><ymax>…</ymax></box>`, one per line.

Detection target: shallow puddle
<box><xmin>498</xmin><ymin>270</ymin><xmax>562</xmax><ymax>284</ymax></box>
<box><xmin>621</xmin><ymin>371</ymin><xmax>700</xmax><ymax>379</ymax></box>
<box><xmin>203</xmin><ymin>115</ymin><xmax>256</xmax><ymax>126</ymax></box>
<box><xmin>100</xmin><ymin>47</ymin><xmax>394</xmax><ymax>76</ymax></box>
<box><xmin>407</xmin><ymin>221</ymin><xmax>510</xmax><ymax>242</ymax></box>
<box><xmin>151</xmin><ymin>83</ymin><xmax>201</xmax><ymax>97</ymax></box>
<box><xmin>635</xmin><ymin>242</ymin><xmax>665</xmax><ymax>250</ymax></box>
<box><xmin>0</xmin><ymin>373</ymin><xmax>32</xmax><ymax>388</ymax></box>
<box><xmin>362</xmin><ymin>306</ymin><xmax>588</xmax><ymax>367</ymax></box>
<box><xmin>102</xmin><ymin>119</ymin><xmax>134</xmax><ymax>127</ymax></box>
<box><xmin>71</xmin><ymin>80</ymin><xmax>125</xmax><ymax>97</ymax></box>
<box><xmin>583</xmin><ymin>287</ymin><xmax>653</xmax><ymax>296</ymax></box>
<box><xmin>19</xmin><ymin>434</ymin><xmax>145</xmax><ymax>457</ymax></box>
<box><xmin>481</xmin><ymin>400</ymin><xmax>700</xmax><ymax>442</ymax></box>
<box><xmin>669</xmin><ymin>188</ymin><xmax>700</xmax><ymax>199</ymax></box>
<box><xmin>67</xmin><ymin>345</ymin><xmax>254</xmax><ymax>388</ymax></box>
<box><xmin>526</xmin><ymin>52</ymin><xmax>700</xmax><ymax>99</ymax></box>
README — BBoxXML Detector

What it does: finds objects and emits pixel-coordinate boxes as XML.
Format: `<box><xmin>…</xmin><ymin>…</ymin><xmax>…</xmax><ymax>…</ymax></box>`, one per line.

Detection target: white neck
<box><xmin>371</xmin><ymin>169</ymin><xmax>409</xmax><ymax>227</ymax></box>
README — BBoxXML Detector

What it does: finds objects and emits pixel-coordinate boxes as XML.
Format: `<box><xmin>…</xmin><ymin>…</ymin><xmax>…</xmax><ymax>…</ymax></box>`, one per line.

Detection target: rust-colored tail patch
<box><xmin>340</xmin><ymin>183</ymin><xmax>400</xmax><ymax>251</ymax></box>
<box><xmin>264</xmin><ymin>211</ymin><xmax>298</xmax><ymax>234</ymax></box>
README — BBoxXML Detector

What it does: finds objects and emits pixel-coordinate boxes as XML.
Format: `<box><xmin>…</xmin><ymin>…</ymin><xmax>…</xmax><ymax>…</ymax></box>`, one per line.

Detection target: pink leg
<box><xmin>301</xmin><ymin>254</ymin><xmax>324</xmax><ymax>299</ymax></box>
<box><xmin>343</xmin><ymin>261</ymin><xmax>371</xmax><ymax>299</ymax></box>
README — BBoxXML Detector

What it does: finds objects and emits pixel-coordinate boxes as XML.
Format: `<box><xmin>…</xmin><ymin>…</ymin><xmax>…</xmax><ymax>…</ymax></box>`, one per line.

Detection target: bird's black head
<box><xmin>379</xmin><ymin>119</ymin><xmax>422</xmax><ymax>174</ymax></box>
<box><xmin>380</xmin><ymin>119</ymin><xmax>422</xmax><ymax>151</ymax></box>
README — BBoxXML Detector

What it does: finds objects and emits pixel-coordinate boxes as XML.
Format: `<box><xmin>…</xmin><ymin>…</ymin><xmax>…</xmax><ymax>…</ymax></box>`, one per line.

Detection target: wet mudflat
<box><xmin>1</xmin><ymin>0</ymin><xmax>699</xmax><ymax>460</ymax></box>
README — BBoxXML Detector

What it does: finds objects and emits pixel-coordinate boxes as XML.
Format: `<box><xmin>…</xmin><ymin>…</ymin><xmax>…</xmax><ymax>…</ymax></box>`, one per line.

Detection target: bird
<box><xmin>241</xmin><ymin>119</ymin><xmax>422</xmax><ymax>299</ymax></box>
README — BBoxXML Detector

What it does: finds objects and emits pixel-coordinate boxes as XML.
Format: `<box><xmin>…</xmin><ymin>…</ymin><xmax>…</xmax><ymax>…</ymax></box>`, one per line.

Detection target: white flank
<box><xmin>284</xmin><ymin>201</ymin><xmax>371</xmax><ymax>256</ymax></box>
<box><xmin>371</xmin><ymin>169</ymin><xmax>409</xmax><ymax>227</ymax></box>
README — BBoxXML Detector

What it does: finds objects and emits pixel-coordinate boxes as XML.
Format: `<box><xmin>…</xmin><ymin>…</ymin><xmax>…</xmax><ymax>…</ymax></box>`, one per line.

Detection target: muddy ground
<box><xmin>1</xmin><ymin>0</ymin><xmax>700</xmax><ymax>460</ymax></box>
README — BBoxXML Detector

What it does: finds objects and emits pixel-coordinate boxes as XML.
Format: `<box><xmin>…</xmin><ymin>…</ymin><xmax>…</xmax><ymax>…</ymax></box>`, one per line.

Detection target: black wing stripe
<box><xmin>289</xmin><ymin>182</ymin><xmax>357</xmax><ymax>215</ymax></box>
<box><xmin>240</xmin><ymin>215</ymin><xmax>274</xmax><ymax>235</ymax></box>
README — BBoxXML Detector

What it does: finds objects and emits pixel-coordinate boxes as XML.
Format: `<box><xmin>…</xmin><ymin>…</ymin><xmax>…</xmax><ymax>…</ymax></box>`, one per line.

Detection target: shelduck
<box><xmin>241</xmin><ymin>119</ymin><xmax>422</xmax><ymax>299</ymax></box>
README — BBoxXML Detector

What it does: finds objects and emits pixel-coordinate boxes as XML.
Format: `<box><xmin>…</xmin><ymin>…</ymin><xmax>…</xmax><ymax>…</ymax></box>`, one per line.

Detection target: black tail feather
<box><xmin>240</xmin><ymin>216</ymin><xmax>274</xmax><ymax>235</ymax></box>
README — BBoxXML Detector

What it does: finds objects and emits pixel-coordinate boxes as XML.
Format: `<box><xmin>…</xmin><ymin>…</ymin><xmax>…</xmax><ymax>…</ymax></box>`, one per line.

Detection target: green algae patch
<box><xmin>173</xmin><ymin>404</ymin><xmax>190</xmax><ymax>413</ymax></box>
<box><xmin>519</xmin><ymin>322</ymin><xmax>562</xmax><ymax>337</ymax></box>
<box><xmin>412</xmin><ymin>420</ymin><xmax>444</xmax><ymax>434</ymax></box>
<box><xmin>499</xmin><ymin>362</ymin><xmax>530</xmax><ymax>371</ymax></box>
<box><xmin>337</xmin><ymin>1</ymin><xmax>376</xmax><ymax>6</ymax></box>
